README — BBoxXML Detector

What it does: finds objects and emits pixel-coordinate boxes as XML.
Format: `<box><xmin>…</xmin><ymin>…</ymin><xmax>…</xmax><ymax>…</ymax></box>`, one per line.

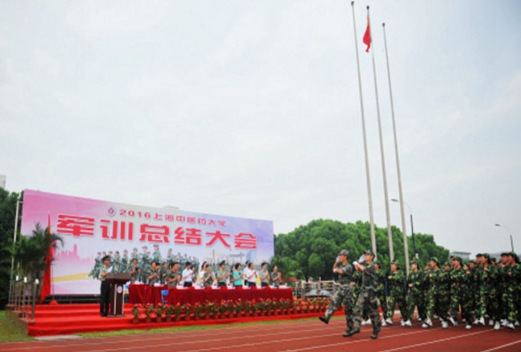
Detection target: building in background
<box><xmin>450</xmin><ymin>251</ymin><xmax>471</xmax><ymax>261</ymax></box>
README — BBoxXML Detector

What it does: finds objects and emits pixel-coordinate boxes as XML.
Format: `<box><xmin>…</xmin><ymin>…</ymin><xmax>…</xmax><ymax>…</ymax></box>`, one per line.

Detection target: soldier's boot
<box><xmin>370</xmin><ymin>323</ymin><xmax>381</xmax><ymax>339</ymax></box>
<box><xmin>318</xmin><ymin>315</ymin><xmax>329</xmax><ymax>325</ymax></box>
<box><xmin>344</xmin><ymin>317</ymin><xmax>351</xmax><ymax>334</ymax></box>
<box><xmin>343</xmin><ymin>328</ymin><xmax>360</xmax><ymax>338</ymax></box>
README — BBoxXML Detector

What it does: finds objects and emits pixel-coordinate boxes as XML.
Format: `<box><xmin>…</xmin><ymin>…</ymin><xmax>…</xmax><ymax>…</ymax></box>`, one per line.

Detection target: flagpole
<box><xmin>367</xmin><ymin>6</ymin><xmax>394</xmax><ymax>264</ymax></box>
<box><xmin>350</xmin><ymin>1</ymin><xmax>377</xmax><ymax>257</ymax></box>
<box><xmin>383</xmin><ymin>22</ymin><xmax>410</xmax><ymax>275</ymax></box>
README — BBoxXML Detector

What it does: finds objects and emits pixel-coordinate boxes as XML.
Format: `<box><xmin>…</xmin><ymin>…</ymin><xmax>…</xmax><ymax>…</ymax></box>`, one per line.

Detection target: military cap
<box><xmin>374</xmin><ymin>260</ymin><xmax>381</xmax><ymax>266</ymax></box>
<box><xmin>339</xmin><ymin>249</ymin><xmax>349</xmax><ymax>256</ymax></box>
<box><xmin>391</xmin><ymin>260</ymin><xmax>400</xmax><ymax>267</ymax></box>
<box><xmin>451</xmin><ymin>256</ymin><xmax>462</xmax><ymax>263</ymax></box>
<box><xmin>476</xmin><ymin>253</ymin><xmax>483</xmax><ymax>258</ymax></box>
<box><xmin>154</xmin><ymin>244</ymin><xmax>159</xmax><ymax>247</ymax></box>
<box><xmin>483</xmin><ymin>253</ymin><xmax>490</xmax><ymax>259</ymax></box>
<box><xmin>219</xmin><ymin>260</ymin><xmax>226</xmax><ymax>266</ymax></box>
<box><xmin>468</xmin><ymin>259</ymin><xmax>476</xmax><ymax>264</ymax></box>
<box><xmin>102</xmin><ymin>255</ymin><xmax>111</xmax><ymax>262</ymax></box>
<box><xmin>429</xmin><ymin>257</ymin><xmax>439</xmax><ymax>264</ymax></box>
<box><xmin>364</xmin><ymin>249</ymin><xmax>375</xmax><ymax>256</ymax></box>
<box><xmin>500</xmin><ymin>252</ymin><xmax>510</xmax><ymax>257</ymax></box>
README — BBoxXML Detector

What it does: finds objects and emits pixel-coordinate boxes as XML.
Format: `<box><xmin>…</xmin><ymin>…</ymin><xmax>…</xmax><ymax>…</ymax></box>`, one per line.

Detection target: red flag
<box><xmin>40</xmin><ymin>214</ymin><xmax>53</xmax><ymax>303</ymax></box>
<box><xmin>363</xmin><ymin>15</ymin><xmax>371</xmax><ymax>52</ymax></box>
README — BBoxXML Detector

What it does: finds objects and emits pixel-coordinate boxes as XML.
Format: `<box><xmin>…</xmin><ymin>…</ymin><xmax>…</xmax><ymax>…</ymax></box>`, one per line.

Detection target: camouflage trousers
<box><xmin>387</xmin><ymin>290</ymin><xmax>409</xmax><ymax>320</ymax></box>
<box><xmin>476</xmin><ymin>286</ymin><xmax>500</xmax><ymax>320</ymax></box>
<box><xmin>377</xmin><ymin>290</ymin><xmax>389</xmax><ymax>319</ymax></box>
<box><xmin>353</xmin><ymin>289</ymin><xmax>381</xmax><ymax>330</ymax></box>
<box><xmin>426</xmin><ymin>289</ymin><xmax>450</xmax><ymax>321</ymax></box>
<box><xmin>325</xmin><ymin>284</ymin><xmax>355</xmax><ymax>329</ymax></box>
<box><xmin>450</xmin><ymin>288</ymin><xmax>473</xmax><ymax>322</ymax></box>
<box><xmin>407</xmin><ymin>289</ymin><xmax>426</xmax><ymax>321</ymax></box>
<box><xmin>501</xmin><ymin>287</ymin><xmax>518</xmax><ymax>323</ymax></box>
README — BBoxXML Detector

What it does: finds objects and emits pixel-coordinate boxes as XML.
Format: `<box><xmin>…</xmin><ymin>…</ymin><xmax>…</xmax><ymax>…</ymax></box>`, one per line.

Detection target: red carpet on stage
<box><xmin>26</xmin><ymin>303</ymin><xmax>333</xmax><ymax>337</ymax></box>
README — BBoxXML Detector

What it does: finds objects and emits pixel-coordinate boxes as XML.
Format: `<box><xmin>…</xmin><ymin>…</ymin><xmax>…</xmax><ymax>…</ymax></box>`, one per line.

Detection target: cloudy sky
<box><xmin>1</xmin><ymin>0</ymin><xmax>520</xmax><ymax>256</ymax></box>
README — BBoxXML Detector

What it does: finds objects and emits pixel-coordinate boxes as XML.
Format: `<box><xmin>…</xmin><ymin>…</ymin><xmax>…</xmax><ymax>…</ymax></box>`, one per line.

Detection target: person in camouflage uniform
<box><xmin>386</xmin><ymin>261</ymin><xmax>410</xmax><ymax>326</ymax></box>
<box><xmin>89</xmin><ymin>252</ymin><xmax>102</xmax><ymax>279</ymax></box>
<box><xmin>422</xmin><ymin>257</ymin><xmax>449</xmax><ymax>328</ymax></box>
<box><xmin>147</xmin><ymin>261</ymin><xmax>161</xmax><ymax>286</ymax></box>
<box><xmin>468</xmin><ymin>258</ymin><xmax>479</xmax><ymax>320</ymax></box>
<box><xmin>160</xmin><ymin>261</ymin><xmax>169</xmax><ymax>284</ymax></box>
<box><xmin>319</xmin><ymin>249</ymin><xmax>356</xmax><ymax>336</ymax></box>
<box><xmin>120</xmin><ymin>249</ymin><xmax>129</xmax><ymax>273</ymax></box>
<box><xmin>129</xmin><ymin>257</ymin><xmax>141</xmax><ymax>284</ymax></box>
<box><xmin>375</xmin><ymin>261</ymin><xmax>389</xmax><ymax>326</ymax></box>
<box><xmin>499</xmin><ymin>252</ymin><xmax>519</xmax><ymax>330</ymax></box>
<box><xmin>152</xmin><ymin>244</ymin><xmax>162</xmax><ymax>263</ymax></box>
<box><xmin>167</xmin><ymin>261</ymin><xmax>181</xmax><ymax>287</ymax></box>
<box><xmin>407</xmin><ymin>261</ymin><xmax>426</xmax><ymax>325</ymax></box>
<box><xmin>140</xmin><ymin>246</ymin><xmax>151</xmax><ymax>283</ymax></box>
<box><xmin>449</xmin><ymin>256</ymin><xmax>473</xmax><ymax>329</ymax></box>
<box><xmin>348</xmin><ymin>250</ymin><xmax>381</xmax><ymax>339</ymax></box>
<box><xmin>475</xmin><ymin>253</ymin><xmax>500</xmax><ymax>328</ymax></box>
<box><xmin>112</xmin><ymin>251</ymin><xmax>121</xmax><ymax>273</ymax></box>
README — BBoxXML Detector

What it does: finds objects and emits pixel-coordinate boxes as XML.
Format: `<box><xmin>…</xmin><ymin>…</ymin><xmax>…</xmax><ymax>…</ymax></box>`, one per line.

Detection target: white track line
<box><xmin>378</xmin><ymin>330</ymin><xmax>492</xmax><ymax>352</ymax></box>
<box><xmin>1</xmin><ymin>321</ymin><xmax>352</xmax><ymax>352</ymax></box>
<box><xmin>480</xmin><ymin>340</ymin><xmax>521</xmax><ymax>352</ymax></box>
<box><xmin>282</xmin><ymin>328</ymin><xmax>441</xmax><ymax>352</ymax></box>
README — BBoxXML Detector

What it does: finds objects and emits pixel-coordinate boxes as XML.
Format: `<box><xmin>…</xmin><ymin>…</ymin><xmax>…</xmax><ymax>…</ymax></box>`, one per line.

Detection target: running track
<box><xmin>2</xmin><ymin>318</ymin><xmax>520</xmax><ymax>352</ymax></box>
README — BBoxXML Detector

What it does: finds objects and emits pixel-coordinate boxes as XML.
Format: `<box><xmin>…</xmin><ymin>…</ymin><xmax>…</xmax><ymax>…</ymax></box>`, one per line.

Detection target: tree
<box><xmin>13</xmin><ymin>223</ymin><xmax>63</xmax><ymax>282</ymax></box>
<box><xmin>272</xmin><ymin>219</ymin><xmax>451</xmax><ymax>281</ymax></box>
<box><xmin>0</xmin><ymin>188</ymin><xmax>19</xmax><ymax>309</ymax></box>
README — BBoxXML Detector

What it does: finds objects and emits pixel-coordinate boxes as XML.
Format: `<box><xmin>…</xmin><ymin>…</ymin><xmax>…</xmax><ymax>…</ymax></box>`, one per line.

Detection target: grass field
<box><xmin>0</xmin><ymin>311</ymin><xmax>34</xmax><ymax>343</ymax></box>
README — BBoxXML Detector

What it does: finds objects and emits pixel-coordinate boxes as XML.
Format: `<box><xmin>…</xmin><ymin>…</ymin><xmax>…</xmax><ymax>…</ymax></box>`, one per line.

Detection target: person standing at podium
<box><xmin>99</xmin><ymin>255</ymin><xmax>111</xmax><ymax>317</ymax></box>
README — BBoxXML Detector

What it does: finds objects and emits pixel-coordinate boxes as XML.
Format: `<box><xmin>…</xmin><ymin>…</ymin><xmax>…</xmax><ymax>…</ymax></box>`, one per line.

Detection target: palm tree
<box><xmin>13</xmin><ymin>223</ymin><xmax>64</xmax><ymax>281</ymax></box>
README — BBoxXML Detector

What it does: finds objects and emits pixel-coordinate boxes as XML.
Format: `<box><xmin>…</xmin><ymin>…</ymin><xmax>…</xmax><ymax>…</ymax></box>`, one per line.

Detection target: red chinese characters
<box><xmin>57</xmin><ymin>215</ymin><xmax>95</xmax><ymax>237</ymax></box>
<box><xmin>205</xmin><ymin>230</ymin><xmax>231</xmax><ymax>248</ymax></box>
<box><xmin>139</xmin><ymin>224</ymin><xmax>169</xmax><ymax>243</ymax></box>
<box><xmin>234</xmin><ymin>233</ymin><xmax>257</xmax><ymax>249</ymax></box>
<box><xmin>174</xmin><ymin>227</ymin><xmax>202</xmax><ymax>245</ymax></box>
<box><xmin>100</xmin><ymin>220</ymin><xmax>134</xmax><ymax>241</ymax></box>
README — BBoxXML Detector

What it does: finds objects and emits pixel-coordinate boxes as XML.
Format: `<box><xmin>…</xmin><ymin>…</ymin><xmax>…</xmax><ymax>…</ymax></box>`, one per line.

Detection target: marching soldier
<box><xmin>387</xmin><ymin>261</ymin><xmax>410</xmax><ymax>326</ymax></box>
<box><xmin>449</xmin><ymin>256</ymin><xmax>473</xmax><ymax>329</ymax></box>
<box><xmin>318</xmin><ymin>249</ymin><xmax>356</xmax><ymax>336</ymax></box>
<box><xmin>348</xmin><ymin>250</ymin><xmax>381</xmax><ymax>339</ymax></box>
<box><xmin>375</xmin><ymin>261</ymin><xmax>389</xmax><ymax>326</ymax></box>
<box><xmin>407</xmin><ymin>261</ymin><xmax>426</xmax><ymax>325</ymax></box>
<box><xmin>475</xmin><ymin>253</ymin><xmax>500</xmax><ymax>329</ymax></box>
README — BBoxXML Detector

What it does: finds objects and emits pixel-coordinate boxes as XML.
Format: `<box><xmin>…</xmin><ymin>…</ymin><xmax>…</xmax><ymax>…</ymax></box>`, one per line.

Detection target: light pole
<box><xmin>392</xmin><ymin>199</ymin><xmax>417</xmax><ymax>260</ymax></box>
<box><xmin>495</xmin><ymin>224</ymin><xmax>515</xmax><ymax>252</ymax></box>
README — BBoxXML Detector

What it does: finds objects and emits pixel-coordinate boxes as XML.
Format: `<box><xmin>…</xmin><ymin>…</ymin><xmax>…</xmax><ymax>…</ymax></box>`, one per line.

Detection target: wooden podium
<box><xmin>106</xmin><ymin>273</ymin><xmax>131</xmax><ymax>317</ymax></box>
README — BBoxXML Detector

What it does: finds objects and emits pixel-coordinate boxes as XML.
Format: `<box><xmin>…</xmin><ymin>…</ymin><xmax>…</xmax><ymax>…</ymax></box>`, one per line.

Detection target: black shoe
<box><xmin>371</xmin><ymin>326</ymin><xmax>380</xmax><ymax>339</ymax></box>
<box><xmin>343</xmin><ymin>328</ymin><xmax>360</xmax><ymax>337</ymax></box>
<box><xmin>319</xmin><ymin>316</ymin><xmax>329</xmax><ymax>325</ymax></box>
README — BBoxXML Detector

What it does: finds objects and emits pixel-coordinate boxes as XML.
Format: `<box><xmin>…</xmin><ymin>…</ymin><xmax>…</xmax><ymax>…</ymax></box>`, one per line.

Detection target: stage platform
<box><xmin>22</xmin><ymin>303</ymin><xmax>329</xmax><ymax>337</ymax></box>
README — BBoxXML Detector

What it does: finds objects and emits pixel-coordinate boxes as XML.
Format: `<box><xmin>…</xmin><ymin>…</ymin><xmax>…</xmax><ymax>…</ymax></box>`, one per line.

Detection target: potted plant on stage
<box><xmin>144</xmin><ymin>304</ymin><xmax>153</xmax><ymax>323</ymax></box>
<box><xmin>155</xmin><ymin>303</ymin><xmax>165</xmax><ymax>322</ymax></box>
<box><xmin>131</xmin><ymin>305</ymin><xmax>141</xmax><ymax>324</ymax></box>
<box><xmin>164</xmin><ymin>304</ymin><xmax>174</xmax><ymax>322</ymax></box>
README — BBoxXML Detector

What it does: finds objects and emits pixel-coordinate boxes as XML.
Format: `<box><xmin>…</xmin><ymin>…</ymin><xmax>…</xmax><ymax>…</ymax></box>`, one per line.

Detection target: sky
<box><xmin>1</xmin><ymin>0</ymin><xmax>520</xmax><ymax>257</ymax></box>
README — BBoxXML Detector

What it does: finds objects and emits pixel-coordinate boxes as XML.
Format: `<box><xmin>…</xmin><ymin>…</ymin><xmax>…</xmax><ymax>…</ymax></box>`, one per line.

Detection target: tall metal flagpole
<box><xmin>351</xmin><ymin>1</ymin><xmax>377</xmax><ymax>256</ymax></box>
<box><xmin>367</xmin><ymin>6</ymin><xmax>394</xmax><ymax>263</ymax></box>
<box><xmin>383</xmin><ymin>23</ymin><xmax>410</xmax><ymax>275</ymax></box>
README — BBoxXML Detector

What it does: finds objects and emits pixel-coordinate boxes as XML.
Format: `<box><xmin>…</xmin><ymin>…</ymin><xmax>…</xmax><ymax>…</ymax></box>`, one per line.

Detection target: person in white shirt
<box><xmin>182</xmin><ymin>262</ymin><xmax>194</xmax><ymax>287</ymax></box>
<box><xmin>244</xmin><ymin>262</ymin><xmax>257</xmax><ymax>287</ymax></box>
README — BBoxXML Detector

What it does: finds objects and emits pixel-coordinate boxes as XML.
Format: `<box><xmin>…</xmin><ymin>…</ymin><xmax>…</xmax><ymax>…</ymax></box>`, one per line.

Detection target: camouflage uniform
<box><xmin>476</xmin><ymin>264</ymin><xmax>499</xmax><ymax>321</ymax></box>
<box><xmin>353</xmin><ymin>261</ymin><xmax>381</xmax><ymax>331</ymax></box>
<box><xmin>375</xmin><ymin>268</ymin><xmax>389</xmax><ymax>320</ymax></box>
<box><xmin>139</xmin><ymin>250</ymin><xmax>151</xmax><ymax>283</ymax></box>
<box><xmin>407</xmin><ymin>269</ymin><xmax>426</xmax><ymax>321</ymax></box>
<box><xmin>120</xmin><ymin>253</ymin><xmax>129</xmax><ymax>273</ymax></box>
<box><xmin>425</xmin><ymin>267</ymin><xmax>449</xmax><ymax>322</ymax></box>
<box><xmin>449</xmin><ymin>266</ymin><xmax>472</xmax><ymax>323</ymax></box>
<box><xmin>324</xmin><ymin>261</ymin><xmax>355</xmax><ymax>330</ymax></box>
<box><xmin>387</xmin><ymin>268</ymin><xmax>409</xmax><ymax>321</ymax></box>
<box><xmin>89</xmin><ymin>254</ymin><xmax>101</xmax><ymax>279</ymax></box>
<box><xmin>500</xmin><ymin>263</ymin><xmax>519</xmax><ymax>324</ymax></box>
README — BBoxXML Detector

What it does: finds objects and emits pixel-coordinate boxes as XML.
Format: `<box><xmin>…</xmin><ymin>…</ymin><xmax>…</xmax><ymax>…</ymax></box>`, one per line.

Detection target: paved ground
<box><xmin>1</xmin><ymin>318</ymin><xmax>520</xmax><ymax>352</ymax></box>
